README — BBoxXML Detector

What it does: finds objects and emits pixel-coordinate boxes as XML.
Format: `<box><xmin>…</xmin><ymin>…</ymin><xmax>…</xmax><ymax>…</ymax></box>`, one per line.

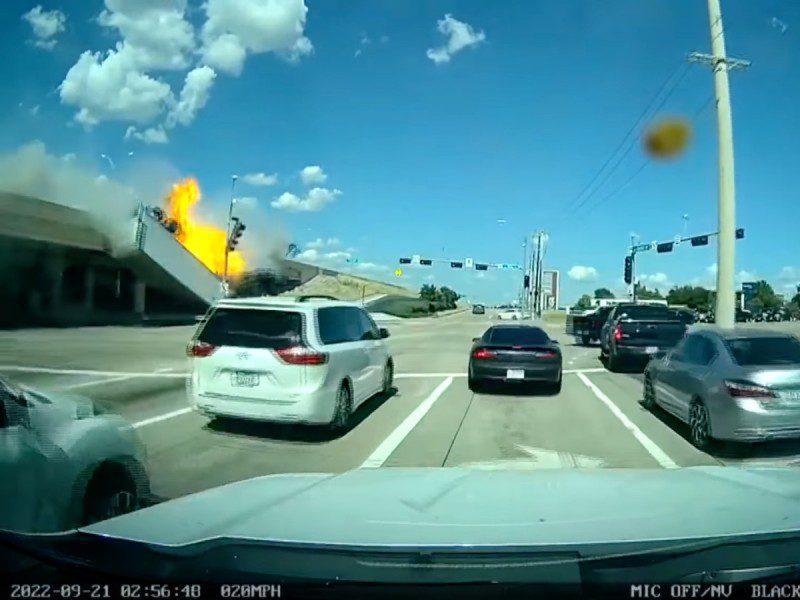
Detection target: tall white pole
<box><xmin>707</xmin><ymin>0</ymin><xmax>737</xmax><ymax>329</ymax></box>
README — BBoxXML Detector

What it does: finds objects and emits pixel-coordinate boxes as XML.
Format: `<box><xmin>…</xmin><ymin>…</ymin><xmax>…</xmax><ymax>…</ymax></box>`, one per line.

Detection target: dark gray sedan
<box><xmin>643</xmin><ymin>328</ymin><xmax>800</xmax><ymax>450</ymax></box>
<box><xmin>468</xmin><ymin>324</ymin><xmax>562</xmax><ymax>393</ymax></box>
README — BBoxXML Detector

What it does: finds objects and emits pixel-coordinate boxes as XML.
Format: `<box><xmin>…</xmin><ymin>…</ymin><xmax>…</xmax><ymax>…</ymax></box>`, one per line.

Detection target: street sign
<box><xmin>412</xmin><ymin>254</ymin><xmax>421</xmax><ymax>264</ymax></box>
<box><xmin>394</xmin><ymin>268</ymin><xmax>403</xmax><ymax>277</ymax></box>
<box><xmin>674</xmin><ymin>235</ymin><xmax>681</xmax><ymax>246</ymax></box>
<box><xmin>465</xmin><ymin>258</ymin><xmax>474</xmax><ymax>269</ymax></box>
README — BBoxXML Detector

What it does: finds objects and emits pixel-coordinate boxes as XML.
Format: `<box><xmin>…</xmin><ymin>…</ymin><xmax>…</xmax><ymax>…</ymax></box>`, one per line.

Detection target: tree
<box><xmin>746</xmin><ymin>280</ymin><xmax>782</xmax><ymax>312</ymax></box>
<box><xmin>573</xmin><ymin>294</ymin><xmax>592</xmax><ymax>310</ymax></box>
<box><xmin>594</xmin><ymin>288</ymin><xmax>614</xmax><ymax>299</ymax></box>
<box><xmin>419</xmin><ymin>284</ymin><xmax>437</xmax><ymax>301</ymax></box>
<box><xmin>635</xmin><ymin>284</ymin><xmax>663</xmax><ymax>300</ymax></box>
<box><xmin>667</xmin><ymin>286</ymin><xmax>712</xmax><ymax>311</ymax></box>
<box><xmin>436</xmin><ymin>286</ymin><xmax>460</xmax><ymax>309</ymax></box>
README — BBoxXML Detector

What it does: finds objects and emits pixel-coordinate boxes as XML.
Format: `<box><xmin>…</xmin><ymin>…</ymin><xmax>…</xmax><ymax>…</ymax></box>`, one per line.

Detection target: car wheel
<box><xmin>382</xmin><ymin>360</ymin><xmax>394</xmax><ymax>394</ymax></box>
<box><xmin>82</xmin><ymin>465</ymin><xmax>138</xmax><ymax>526</ymax></box>
<box><xmin>689</xmin><ymin>400</ymin><xmax>714</xmax><ymax>451</ymax></box>
<box><xmin>549</xmin><ymin>370</ymin><xmax>562</xmax><ymax>394</ymax></box>
<box><xmin>468</xmin><ymin>370</ymin><xmax>483</xmax><ymax>393</ymax></box>
<box><xmin>641</xmin><ymin>373</ymin><xmax>657</xmax><ymax>409</ymax></box>
<box><xmin>330</xmin><ymin>382</ymin><xmax>353</xmax><ymax>432</ymax></box>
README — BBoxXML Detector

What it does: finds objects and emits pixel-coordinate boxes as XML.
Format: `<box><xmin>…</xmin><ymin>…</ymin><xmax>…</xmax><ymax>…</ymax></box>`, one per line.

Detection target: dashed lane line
<box><xmin>133</xmin><ymin>407</ymin><xmax>193</xmax><ymax>429</ymax></box>
<box><xmin>576</xmin><ymin>372</ymin><xmax>678</xmax><ymax>469</ymax></box>
<box><xmin>361</xmin><ymin>377</ymin><xmax>454</xmax><ymax>468</ymax></box>
<box><xmin>0</xmin><ymin>366</ymin><xmax>187</xmax><ymax>378</ymax></box>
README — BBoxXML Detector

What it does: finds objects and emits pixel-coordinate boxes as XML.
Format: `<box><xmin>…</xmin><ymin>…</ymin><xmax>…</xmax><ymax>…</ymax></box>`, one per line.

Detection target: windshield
<box><xmin>726</xmin><ymin>337</ymin><xmax>800</xmax><ymax>366</ymax></box>
<box><xmin>198</xmin><ymin>308</ymin><xmax>303</xmax><ymax>349</ymax></box>
<box><xmin>3</xmin><ymin>0</ymin><xmax>800</xmax><ymax>588</ymax></box>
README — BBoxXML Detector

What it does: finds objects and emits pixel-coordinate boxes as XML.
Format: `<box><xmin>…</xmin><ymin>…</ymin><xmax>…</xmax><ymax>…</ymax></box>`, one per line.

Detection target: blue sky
<box><xmin>2</xmin><ymin>0</ymin><xmax>799</xmax><ymax>304</ymax></box>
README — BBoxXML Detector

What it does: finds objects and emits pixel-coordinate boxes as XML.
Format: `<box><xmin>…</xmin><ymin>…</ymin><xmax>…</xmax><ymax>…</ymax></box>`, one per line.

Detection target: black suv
<box><xmin>472</xmin><ymin>304</ymin><xmax>486</xmax><ymax>315</ymax></box>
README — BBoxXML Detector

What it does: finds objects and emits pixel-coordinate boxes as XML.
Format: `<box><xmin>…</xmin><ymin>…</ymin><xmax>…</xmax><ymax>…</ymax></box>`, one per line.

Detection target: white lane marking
<box><xmin>0</xmin><ymin>366</ymin><xmax>187</xmax><ymax>378</ymax></box>
<box><xmin>133</xmin><ymin>407</ymin><xmax>193</xmax><ymax>428</ymax></box>
<box><xmin>156</xmin><ymin>367</ymin><xmax>178</xmax><ymax>373</ymax></box>
<box><xmin>56</xmin><ymin>374</ymin><xmax>138</xmax><ymax>390</ymax></box>
<box><xmin>361</xmin><ymin>377</ymin><xmax>454</xmax><ymax>468</ymax></box>
<box><xmin>576</xmin><ymin>372</ymin><xmax>678</xmax><ymax>469</ymax></box>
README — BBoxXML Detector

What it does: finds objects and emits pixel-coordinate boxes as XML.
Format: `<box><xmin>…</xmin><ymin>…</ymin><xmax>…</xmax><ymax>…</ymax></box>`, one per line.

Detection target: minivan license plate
<box><xmin>231</xmin><ymin>372</ymin><xmax>259</xmax><ymax>387</ymax></box>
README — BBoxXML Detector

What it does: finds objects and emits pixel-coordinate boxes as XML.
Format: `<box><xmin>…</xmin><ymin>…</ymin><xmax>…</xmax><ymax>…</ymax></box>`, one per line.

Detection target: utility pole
<box><xmin>630</xmin><ymin>234</ymin><xmax>637</xmax><ymax>303</ymax></box>
<box><xmin>690</xmin><ymin>0</ymin><xmax>749</xmax><ymax>329</ymax></box>
<box><xmin>532</xmin><ymin>231</ymin><xmax>545</xmax><ymax>318</ymax></box>
<box><xmin>223</xmin><ymin>174</ymin><xmax>238</xmax><ymax>290</ymax></box>
<box><xmin>522</xmin><ymin>237</ymin><xmax>529</xmax><ymax>314</ymax></box>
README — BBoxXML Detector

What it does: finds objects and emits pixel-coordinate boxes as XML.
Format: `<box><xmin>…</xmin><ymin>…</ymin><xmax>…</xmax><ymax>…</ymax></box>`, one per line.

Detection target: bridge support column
<box><xmin>133</xmin><ymin>280</ymin><xmax>146</xmax><ymax>315</ymax></box>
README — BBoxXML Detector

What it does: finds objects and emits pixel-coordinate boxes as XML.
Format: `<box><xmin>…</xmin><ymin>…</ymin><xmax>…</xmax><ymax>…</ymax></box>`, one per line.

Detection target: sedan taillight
<box><xmin>614</xmin><ymin>325</ymin><xmax>623</xmax><ymax>341</ymax></box>
<box><xmin>472</xmin><ymin>348</ymin><xmax>497</xmax><ymax>360</ymax></box>
<box><xmin>724</xmin><ymin>380</ymin><xmax>776</xmax><ymax>399</ymax></box>
<box><xmin>275</xmin><ymin>346</ymin><xmax>328</xmax><ymax>365</ymax></box>
<box><xmin>186</xmin><ymin>340</ymin><xmax>217</xmax><ymax>357</ymax></box>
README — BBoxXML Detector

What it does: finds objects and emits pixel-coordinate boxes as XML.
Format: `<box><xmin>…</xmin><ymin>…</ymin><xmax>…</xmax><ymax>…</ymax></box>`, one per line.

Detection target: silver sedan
<box><xmin>642</xmin><ymin>328</ymin><xmax>800</xmax><ymax>450</ymax></box>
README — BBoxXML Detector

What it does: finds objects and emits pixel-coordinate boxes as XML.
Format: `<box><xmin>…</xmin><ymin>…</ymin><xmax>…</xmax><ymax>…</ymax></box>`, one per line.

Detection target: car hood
<box><xmin>83</xmin><ymin>467</ymin><xmax>800</xmax><ymax>548</ymax></box>
<box><xmin>22</xmin><ymin>386</ymin><xmax>94</xmax><ymax>429</ymax></box>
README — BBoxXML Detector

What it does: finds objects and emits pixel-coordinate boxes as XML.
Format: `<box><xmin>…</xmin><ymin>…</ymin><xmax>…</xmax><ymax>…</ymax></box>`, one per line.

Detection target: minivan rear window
<box><xmin>725</xmin><ymin>336</ymin><xmax>800</xmax><ymax>366</ymax></box>
<box><xmin>198</xmin><ymin>308</ymin><xmax>302</xmax><ymax>349</ymax></box>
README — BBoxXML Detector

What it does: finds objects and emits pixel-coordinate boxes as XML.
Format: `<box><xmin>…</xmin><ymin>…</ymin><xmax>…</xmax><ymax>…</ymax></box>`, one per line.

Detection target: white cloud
<box><xmin>166</xmin><ymin>65</ymin><xmax>217</xmax><ymax>127</ymax></box>
<box><xmin>22</xmin><ymin>6</ymin><xmax>66</xmax><ymax>50</ymax></box>
<box><xmin>355</xmin><ymin>262</ymin><xmax>388</xmax><ymax>272</ymax></box>
<box><xmin>235</xmin><ymin>196</ymin><xmax>258</xmax><ymax>209</ymax></box>
<box><xmin>29</xmin><ymin>105</ymin><xmax>40</xmax><ymax>116</ymax></box>
<box><xmin>305</xmin><ymin>237</ymin><xmax>339</xmax><ymax>250</ymax></box>
<box><xmin>324</xmin><ymin>251</ymin><xmax>351</xmax><ymax>262</ymax></box>
<box><xmin>638</xmin><ymin>272</ymin><xmax>672</xmax><ymax>289</ymax></box>
<box><xmin>706</xmin><ymin>263</ymin><xmax>717</xmax><ymax>276</ymax></box>
<box><xmin>61</xmin><ymin>153</ymin><xmax>77</xmax><ymax>161</ymax></box>
<box><xmin>271</xmin><ymin>187</ymin><xmax>341</xmax><ymax>212</ymax></box>
<box><xmin>779</xmin><ymin>266</ymin><xmax>799</xmax><ymax>281</ymax></box>
<box><xmin>125</xmin><ymin>125</ymin><xmax>169</xmax><ymax>144</ymax></box>
<box><xmin>60</xmin><ymin>48</ymin><xmax>173</xmax><ymax>126</ymax></box>
<box><xmin>97</xmin><ymin>0</ymin><xmax>196</xmax><ymax>71</ymax></box>
<box><xmin>567</xmin><ymin>265</ymin><xmax>599</xmax><ymax>281</ymax></box>
<box><xmin>242</xmin><ymin>172</ymin><xmax>278</xmax><ymax>186</ymax></box>
<box><xmin>201</xmin><ymin>0</ymin><xmax>312</xmax><ymax>75</ymax></box>
<box><xmin>300</xmin><ymin>165</ymin><xmax>327</xmax><ymax>185</ymax></box>
<box><xmin>426</xmin><ymin>274</ymin><xmax>436</xmax><ymax>281</ymax></box>
<box><xmin>426</xmin><ymin>14</ymin><xmax>485</xmax><ymax>64</ymax></box>
<box><xmin>737</xmin><ymin>270</ymin><xmax>757</xmax><ymax>283</ymax></box>
<box><xmin>202</xmin><ymin>33</ymin><xmax>247</xmax><ymax>76</ymax></box>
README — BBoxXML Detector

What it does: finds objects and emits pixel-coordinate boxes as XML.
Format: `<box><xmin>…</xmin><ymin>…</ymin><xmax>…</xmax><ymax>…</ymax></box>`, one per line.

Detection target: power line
<box><xmin>561</xmin><ymin>61</ymin><xmax>689</xmax><ymax>216</ymax></box>
<box><xmin>569</xmin><ymin>62</ymin><xmax>693</xmax><ymax>215</ymax></box>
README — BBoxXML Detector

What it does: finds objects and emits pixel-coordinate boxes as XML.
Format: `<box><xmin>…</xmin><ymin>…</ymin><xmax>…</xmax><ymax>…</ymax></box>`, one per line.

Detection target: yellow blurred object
<box><xmin>643</xmin><ymin>118</ymin><xmax>692</xmax><ymax>160</ymax></box>
<box><xmin>394</xmin><ymin>268</ymin><xmax>403</xmax><ymax>277</ymax></box>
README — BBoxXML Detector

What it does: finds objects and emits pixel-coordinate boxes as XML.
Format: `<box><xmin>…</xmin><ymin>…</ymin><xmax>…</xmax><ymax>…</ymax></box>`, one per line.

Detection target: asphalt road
<box><xmin>3</xmin><ymin>312</ymin><xmax>800</xmax><ymax>504</ymax></box>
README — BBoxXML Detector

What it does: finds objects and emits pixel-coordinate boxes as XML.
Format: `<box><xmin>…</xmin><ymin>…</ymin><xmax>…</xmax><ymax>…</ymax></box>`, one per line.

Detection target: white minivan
<box><xmin>186</xmin><ymin>297</ymin><xmax>394</xmax><ymax>430</ymax></box>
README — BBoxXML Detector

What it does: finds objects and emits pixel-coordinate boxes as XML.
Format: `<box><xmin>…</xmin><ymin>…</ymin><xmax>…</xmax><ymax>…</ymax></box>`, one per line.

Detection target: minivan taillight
<box><xmin>187</xmin><ymin>341</ymin><xmax>217</xmax><ymax>357</ymax></box>
<box><xmin>275</xmin><ymin>346</ymin><xmax>328</xmax><ymax>365</ymax></box>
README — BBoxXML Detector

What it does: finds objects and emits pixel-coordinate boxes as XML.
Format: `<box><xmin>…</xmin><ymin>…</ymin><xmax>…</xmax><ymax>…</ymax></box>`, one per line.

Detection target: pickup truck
<box><xmin>599</xmin><ymin>304</ymin><xmax>692</xmax><ymax>371</ymax></box>
<box><xmin>566</xmin><ymin>306</ymin><xmax>613</xmax><ymax>346</ymax></box>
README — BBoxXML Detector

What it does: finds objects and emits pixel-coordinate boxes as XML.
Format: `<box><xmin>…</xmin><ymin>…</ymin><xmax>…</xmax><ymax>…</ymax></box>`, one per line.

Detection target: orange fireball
<box><xmin>166</xmin><ymin>178</ymin><xmax>246</xmax><ymax>277</ymax></box>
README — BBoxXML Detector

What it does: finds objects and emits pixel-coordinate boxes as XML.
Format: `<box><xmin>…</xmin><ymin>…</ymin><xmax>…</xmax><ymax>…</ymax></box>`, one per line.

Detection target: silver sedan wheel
<box><xmin>689</xmin><ymin>402</ymin><xmax>712</xmax><ymax>450</ymax></box>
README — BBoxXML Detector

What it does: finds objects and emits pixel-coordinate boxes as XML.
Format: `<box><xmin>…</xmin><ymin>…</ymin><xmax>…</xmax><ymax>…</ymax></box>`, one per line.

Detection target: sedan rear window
<box><xmin>198</xmin><ymin>308</ymin><xmax>302</xmax><ymax>349</ymax></box>
<box><xmin>490</xmin><ymin>327</ymin><xmax>550</xmax><ymax>345</ymax></box>
<box><xmin>725</xmin><ymin>336</ymin><xmax>800</xmax><ymax>366</ymax></box>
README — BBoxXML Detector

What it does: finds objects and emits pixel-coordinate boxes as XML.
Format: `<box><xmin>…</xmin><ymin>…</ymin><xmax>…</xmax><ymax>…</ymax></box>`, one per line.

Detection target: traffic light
<box><xmin>451</xmin><ymin>261</ymin><xmax>463</xmax><ymax>268</ymax></box>
<box><xmin>656</xmin><ymin>242</ymin><xmax>674</xmax><ymax>253</ymax></box>
<box><xmin>690</xmin><ymin>235</ymin><xmax>709</xmax><ymax>247</ymax></box>
<box><xmin>524</xmin><ymin>274</ymin><xmax>530</xmax><ymax>288</ymax></box>
<box><xmin>419</xmin><ymin>259</ymin><xmax>432</xmax><ymax>266</ymax></box>
<box><xmin>624</xmin><ymin>255</ymin><xmax>633</xmax><ymax>285</ymax></box>
<box><xmin>475</xmin><ymin>263</ymin><xmax>488</xmax><ymax>271</ymax></box>
<box><xmin>399</xmin><ymin>257</ymin><xmax>411</xmax><ymax>264</ymax></box>
<box><xmin>228</xmin><ymin>218</ymin><xmax>246</xmax><ymax>251</ymax></box>
<box><xmin>736</xmin><ymin>228</ymin><xmax>744</xmax><ymax>239</ymax></box>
